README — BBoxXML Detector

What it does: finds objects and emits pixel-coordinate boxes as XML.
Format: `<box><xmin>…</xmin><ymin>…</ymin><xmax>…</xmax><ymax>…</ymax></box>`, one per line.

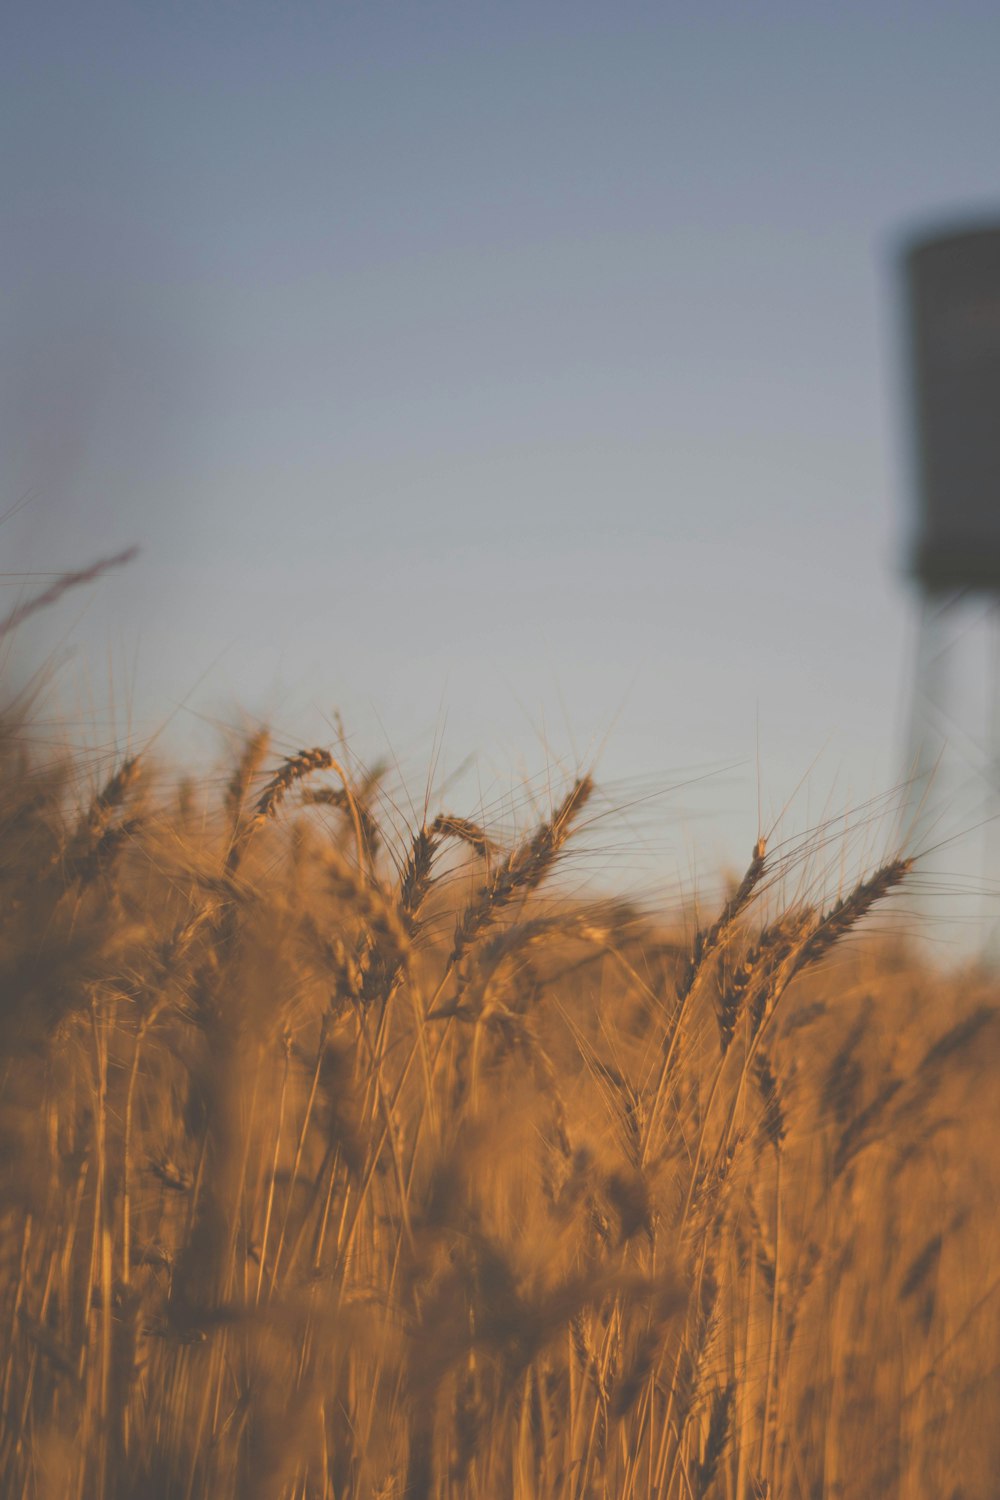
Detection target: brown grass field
<box><xmin>1</xmin><ymin>680</ymin><xmax>998</xmax><ymax>1498</ymax></box>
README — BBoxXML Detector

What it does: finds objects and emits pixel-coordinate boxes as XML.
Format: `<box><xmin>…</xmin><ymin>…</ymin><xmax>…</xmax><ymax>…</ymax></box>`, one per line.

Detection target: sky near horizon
<box><xmin>3</xmin><ymin>3</ymin><xmax>1000</xmax><ymax>915</ymax></box>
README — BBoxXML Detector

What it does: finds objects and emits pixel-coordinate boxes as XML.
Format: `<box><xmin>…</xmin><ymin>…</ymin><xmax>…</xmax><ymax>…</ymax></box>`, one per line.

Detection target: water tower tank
<box><xmin>905</xmin><ymin>224</ymin><xmax>1000</xmax><ymax>591</ymax></box>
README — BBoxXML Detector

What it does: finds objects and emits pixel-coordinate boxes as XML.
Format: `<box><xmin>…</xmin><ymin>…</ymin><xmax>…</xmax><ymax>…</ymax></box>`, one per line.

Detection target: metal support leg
<box><xmin>902</xmin><ymin>591</ymin><xmax>953</xmax><ymax>865</ymax></box>
<box><xmin>984</xmin><ymin>598</ymin><xmax>1000</xmax><ymax>960</ymax></box>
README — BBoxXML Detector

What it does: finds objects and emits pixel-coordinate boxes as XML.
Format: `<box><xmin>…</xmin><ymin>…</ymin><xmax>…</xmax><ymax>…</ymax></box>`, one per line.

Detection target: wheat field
<box><xmin>0</xmin><ymin>687</ymin><xmax>998</xmax><ymax>1499</ymax></box>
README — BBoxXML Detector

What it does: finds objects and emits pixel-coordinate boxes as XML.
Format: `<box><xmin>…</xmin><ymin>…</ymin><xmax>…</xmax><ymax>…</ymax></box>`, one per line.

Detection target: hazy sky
<box><xmin>3</xmin><ymin>2</ymin><xmax>1000</xmax><ymax>903</ymax></box>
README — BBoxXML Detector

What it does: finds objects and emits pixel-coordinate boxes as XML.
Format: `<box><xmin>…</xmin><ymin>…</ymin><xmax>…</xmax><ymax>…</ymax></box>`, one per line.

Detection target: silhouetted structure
<box><xmin>901</xmin><ymin>221</ymin><xmax>1000</xmax><ymax>934</ymax></box>
<box><xmin>905</xmin><ymin>225</ymin><xmax>1000</xmax><ymax>590</ymax></box>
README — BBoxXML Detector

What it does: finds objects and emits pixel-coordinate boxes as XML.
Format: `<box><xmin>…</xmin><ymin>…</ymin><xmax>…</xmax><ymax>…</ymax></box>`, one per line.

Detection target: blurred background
<box><xmin>3</xmin><ymin>2</ymin><xmax>999</xmax><ymax>936</ymax></box>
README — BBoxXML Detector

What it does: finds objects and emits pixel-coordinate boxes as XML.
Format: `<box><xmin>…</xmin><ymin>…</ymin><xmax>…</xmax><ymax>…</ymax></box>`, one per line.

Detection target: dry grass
<box><xmin>0</xmin><ymin>709</ymin><xmax>997</xmax><ymax>1499</ymax></box>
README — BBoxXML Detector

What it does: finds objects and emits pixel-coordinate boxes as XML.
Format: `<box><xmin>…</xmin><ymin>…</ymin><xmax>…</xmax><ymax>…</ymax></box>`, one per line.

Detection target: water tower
<box><xmin>900</xmin><ymin>221</ymin><xmax>1000</xmax><ymax>926</ymax></box>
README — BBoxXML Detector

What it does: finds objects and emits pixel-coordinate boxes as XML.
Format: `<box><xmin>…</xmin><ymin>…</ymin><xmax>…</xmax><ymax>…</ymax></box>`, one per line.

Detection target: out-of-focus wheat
<box><xmin>0</xmin><ymin>710</ymin><xmax>996</xmax><ymax>1500</ymax></box>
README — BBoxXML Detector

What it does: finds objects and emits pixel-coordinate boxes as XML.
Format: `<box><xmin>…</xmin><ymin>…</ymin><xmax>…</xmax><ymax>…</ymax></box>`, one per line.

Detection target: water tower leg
<box><xmin>902</xmin><ymin>592</ymin><xmax>953</xmax><ymax>902</ymax></box>
<box><xmin>984</xmin><ymin>597</ymin><xmax>1000</xmax><ymax>960</ymax></box>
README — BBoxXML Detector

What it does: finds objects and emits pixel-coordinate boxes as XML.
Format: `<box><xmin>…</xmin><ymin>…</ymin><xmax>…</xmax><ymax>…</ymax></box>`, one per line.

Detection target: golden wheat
<box><xmin>0</xmin><ymin>710</ymin><xmax>996</xmax><ymax>1499</ymax></box>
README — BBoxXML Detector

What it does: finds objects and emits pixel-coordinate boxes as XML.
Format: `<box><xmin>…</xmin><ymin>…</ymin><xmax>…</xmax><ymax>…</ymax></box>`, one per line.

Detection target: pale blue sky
<box><xmin>3</xmin><ymin>3</ymin><xmax>1000</xmax><ymax>899</ymax></box>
